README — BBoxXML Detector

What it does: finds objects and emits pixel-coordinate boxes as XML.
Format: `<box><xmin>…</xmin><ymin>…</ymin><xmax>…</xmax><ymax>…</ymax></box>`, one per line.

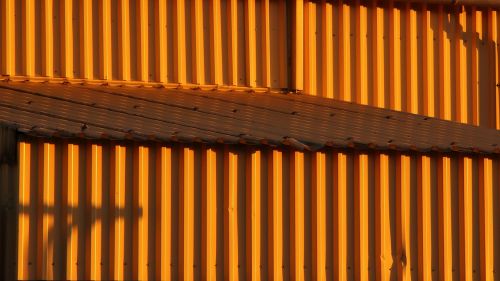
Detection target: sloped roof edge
<box><xmin>0</xmin><ymin>81</ymin><xmax>498</xmax><ymax>155</ymax></box>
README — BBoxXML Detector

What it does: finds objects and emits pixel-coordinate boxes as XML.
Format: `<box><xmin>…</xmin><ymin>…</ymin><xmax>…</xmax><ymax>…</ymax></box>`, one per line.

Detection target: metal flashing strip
<box><xmin>0</xmin><ymin>81</ymin><xmax>498</xmax><ymax>154</ymax></box>
<box><xmin>0</xmin><ymin>125</ymin><xmax>16</xmax><ymax>164</ymax></box>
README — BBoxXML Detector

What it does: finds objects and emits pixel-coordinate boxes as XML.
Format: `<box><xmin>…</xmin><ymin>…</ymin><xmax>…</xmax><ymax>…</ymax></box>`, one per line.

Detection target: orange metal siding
<box><xmin>2</xmin><ymin>1</ymin><xmax>499</xmax><ymax>280</ymax></box>
<box><xmin>10</xmin><ymin>139</ymin><xmax>500</xmax><ymax>281</ymax></box>
<box><xmin>0</xmin><ymin>0</ymin><xmax>499</xmax><ymax>128</ymax></box>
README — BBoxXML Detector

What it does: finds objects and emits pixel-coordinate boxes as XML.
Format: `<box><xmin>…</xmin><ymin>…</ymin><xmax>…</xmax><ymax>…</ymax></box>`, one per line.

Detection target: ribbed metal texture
<box><xmin>1</xmin><ymin>81</ymin><xmax>499</xmax><ymax>153</ymax></box>
<box><xmin>2</xmin><ymin>1</ymin><xmax>500</xmax><ymax>281</ymax></box>
<box><xmin>8</xmin><ymin>138</ymin><xmax>499</xmax><ymax>281</ymax></box>
<box><xmin>0</xmin><ymin>0</ymin><xmax>499</xmax><ymax>129</ymax></box>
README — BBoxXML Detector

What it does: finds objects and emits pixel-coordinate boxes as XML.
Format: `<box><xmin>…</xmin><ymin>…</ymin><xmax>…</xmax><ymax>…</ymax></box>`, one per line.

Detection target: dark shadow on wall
<box><xmin>431</xmin><ymin>4</ymin><xmax>497</xmax><ymax>128</ymax></box>
<box><xmin>16</xmin><ymin>202</ymin><xmax>144</xmax><ymax>280</ymax></box>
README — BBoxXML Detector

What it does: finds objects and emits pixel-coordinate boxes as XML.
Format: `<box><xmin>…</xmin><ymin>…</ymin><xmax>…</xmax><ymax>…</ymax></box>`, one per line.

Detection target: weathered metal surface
<box><xmin>0</xmin><ymin>0</ymin><xmax>499</xmax><ymax>129</ymax></box>
<box><xmin>1</xmin><ymin>1</ymin><xmax>499</xmax><ymax>280</ymax></box>
<box><xmin>9</xmin><ymin>138</ymin><xmax>500</xmax><ymax>281</ymax></box>
<box><xmin>0</xmin><ymin>81</ymin><xmax>498</xmax><ymax>154</ymax></box>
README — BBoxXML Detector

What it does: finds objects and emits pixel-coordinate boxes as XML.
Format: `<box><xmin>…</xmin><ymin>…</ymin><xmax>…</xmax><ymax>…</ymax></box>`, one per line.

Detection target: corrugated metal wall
<box><xmin>3</xmin><ymin>1</ymin><xmax>500</xmax><ymax>281</ymax></box>
<box><xmin>0</xmin><ymin>0</ymin><xmax>499</xmax><ymax>128</ymax></box>
<box><xmin>10</xmin><ymin>138</ymin><xmax>500</xmax><ymax>281</ymax></box>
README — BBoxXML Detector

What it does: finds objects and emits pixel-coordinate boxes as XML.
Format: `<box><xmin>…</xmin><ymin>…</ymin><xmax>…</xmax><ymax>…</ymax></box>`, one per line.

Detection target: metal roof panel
<box><xmin>0</xmin><ymin>81</ymin><xmax>498</xmax><ymax>154</ymax></box>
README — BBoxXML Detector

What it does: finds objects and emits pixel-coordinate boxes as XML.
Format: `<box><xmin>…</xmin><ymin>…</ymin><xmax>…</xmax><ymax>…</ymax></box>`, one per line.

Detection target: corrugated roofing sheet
<box><xmin>0</xmin><ymin>81</ymin><xmax>498</xmax><ymax>154</ymax></box>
